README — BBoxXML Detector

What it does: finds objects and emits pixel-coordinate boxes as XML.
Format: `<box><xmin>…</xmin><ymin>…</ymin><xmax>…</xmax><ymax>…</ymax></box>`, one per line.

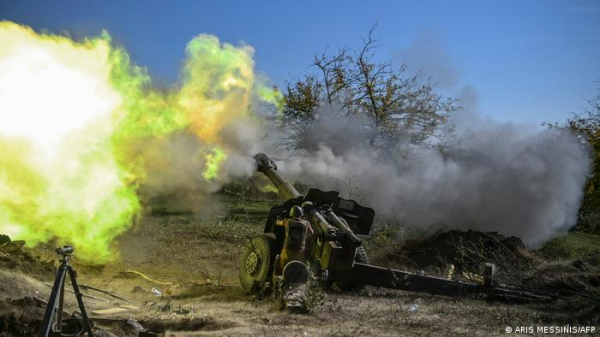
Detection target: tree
<box><xmin>568</xmin><ymin>87</ymin><xmax>600</xmax><ymax>234</ymax></box>
<box><xmin>281</xmin><ymin>26</ymin><xmax>456</xmax><ymax>151</ymax></box>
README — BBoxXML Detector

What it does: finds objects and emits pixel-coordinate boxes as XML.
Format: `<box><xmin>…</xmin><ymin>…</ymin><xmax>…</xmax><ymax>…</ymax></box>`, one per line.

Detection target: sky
<box><xmin>1</xmin><ymin>0</ymin><xmax>598</xmax><ymax>125</ymax></box>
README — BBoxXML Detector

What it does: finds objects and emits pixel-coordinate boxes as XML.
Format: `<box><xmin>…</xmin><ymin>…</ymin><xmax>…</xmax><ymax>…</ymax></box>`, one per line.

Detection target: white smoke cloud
<box><xmin>275</xmin><ymin>105</ymin><xmax>590</xmax><ymax>244</ymax></box>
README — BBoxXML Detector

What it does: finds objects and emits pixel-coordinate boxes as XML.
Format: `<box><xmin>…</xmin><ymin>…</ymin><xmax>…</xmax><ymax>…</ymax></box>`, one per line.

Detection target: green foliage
<box><xmin>218</xmin><ymin>177</ymin><xmax>279</xmax><ymax>200</ymax></box>
<box><xmin>367</xmin><ymin>220</ymin><xmax>404</xmax><ymax>248</ymax></box>
<box><xmin>568</xmin><ymin>87</ymin><xmax>600</xmax><ymax>234</ymax></box>
<box><xmin>362</xmin><ymin>219</ymin><xmax>406</xmax><ymax>262</ymax></box>
<box><xmin>537</xmin><ymin>232</ymin><xmax>600</xmax><ymax>265</ymax></box>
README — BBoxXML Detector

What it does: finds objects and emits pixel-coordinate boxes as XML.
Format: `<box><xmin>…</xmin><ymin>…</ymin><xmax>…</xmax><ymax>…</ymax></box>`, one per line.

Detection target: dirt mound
<box><xmin>524</xmin><ymin>260</ymin><xmax>600</xmax><ymax>297</ymax></box>
<box><xmin>0</xmin><ymin>237</ymin><xmax>54</xmax><ymax>278</ymax></box>
<box><xmin>0</xmin><ymin>297</ymin><xmax>44</xmax><ymax>336</ymax></box>
<box><xmin>384</xmin><ymin>230</ymin><xmax>533</xmax><ymax>281</ymax></box>
<box><xmin>382</xmin><ymin>230</ymin><xmax>600</xmax><ymax>306</ymax></box>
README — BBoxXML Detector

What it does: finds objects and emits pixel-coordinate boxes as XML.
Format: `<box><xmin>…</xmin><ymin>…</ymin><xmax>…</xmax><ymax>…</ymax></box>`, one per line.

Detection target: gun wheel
<box><xmin>239</xmin><ymin>235</ymin><xmax>277</xmax><ymax>293</ymax></box>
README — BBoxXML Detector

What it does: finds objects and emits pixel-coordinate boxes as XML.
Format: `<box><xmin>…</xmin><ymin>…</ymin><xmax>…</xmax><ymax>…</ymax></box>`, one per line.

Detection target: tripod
<box><xmin>39</xmin><ymin>246</ymin><xmax>94</xmax><ymax>337</ymax></box>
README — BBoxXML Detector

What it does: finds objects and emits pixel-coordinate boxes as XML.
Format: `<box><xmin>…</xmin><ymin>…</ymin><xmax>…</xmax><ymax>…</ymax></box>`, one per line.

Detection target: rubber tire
<box><xmin>334</xmin><ymin>246</ymin><xmax>369</xmax><ymax>291</ymax></box>
<box><xmin>239</xmin><ymin>235</ymin><xmax>277</xmax><ymax>293</ymax></box>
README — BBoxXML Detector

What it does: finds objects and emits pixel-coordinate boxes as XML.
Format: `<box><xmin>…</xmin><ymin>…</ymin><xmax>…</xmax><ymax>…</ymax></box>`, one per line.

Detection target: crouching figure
<box><xmin>273</xmin><ymin>205</ymin><xmax>314</xmax><ymax>311</ymax></box>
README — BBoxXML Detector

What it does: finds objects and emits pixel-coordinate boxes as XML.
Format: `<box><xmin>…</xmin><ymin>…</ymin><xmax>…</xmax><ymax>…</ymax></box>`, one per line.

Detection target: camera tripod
<box><xmin>39</xmin><ymin>246</ymin><xmax>94</xmax><ymax>337</ymax></box>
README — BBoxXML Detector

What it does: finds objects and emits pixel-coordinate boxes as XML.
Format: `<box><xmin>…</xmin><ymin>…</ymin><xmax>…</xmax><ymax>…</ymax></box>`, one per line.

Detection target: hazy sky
<box><xmin>1</xmin><ymin>0</ymin><xmax>598</xmax><ymax>124</ymax></box>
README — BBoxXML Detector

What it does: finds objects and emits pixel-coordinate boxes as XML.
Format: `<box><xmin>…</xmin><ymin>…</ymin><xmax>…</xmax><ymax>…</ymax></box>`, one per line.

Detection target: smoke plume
<box><xmin>263</xmin><ymin>33</ymin><xmax>590</xmax><ymax>244</ymax></box>
<box><xmin>277</xmin><ymin>105</ymin><xmax>590</xmax><ymax>244</ymax></box>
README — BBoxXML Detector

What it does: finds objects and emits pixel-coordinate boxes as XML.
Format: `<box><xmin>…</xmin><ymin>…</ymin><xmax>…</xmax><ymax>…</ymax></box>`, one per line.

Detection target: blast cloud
<box><xmin>0</xmin><ymin>22</ymin><xmax>271</xmax><ymax>261</ymax></box>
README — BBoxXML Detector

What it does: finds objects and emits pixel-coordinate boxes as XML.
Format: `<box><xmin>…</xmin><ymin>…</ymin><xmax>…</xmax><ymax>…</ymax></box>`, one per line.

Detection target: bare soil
<box><xmin>0</xmin><ymin>199</ymin><xmax>598</xmax><ymax>336</ymax></box>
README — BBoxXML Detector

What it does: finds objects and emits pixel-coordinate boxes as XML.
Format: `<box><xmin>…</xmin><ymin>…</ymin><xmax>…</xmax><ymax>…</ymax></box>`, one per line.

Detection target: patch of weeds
<box><xmin>537</xmin><ymin>232</ymin><xmax>600</xmax><ymax>265</ymax></box>
<box><xmin>303</xmin><ymin>275</ymin><xmax>326</xmax><ymax>313</ymax></box>
<box><xmin>145</xmin><ymin>298</ymin><xmax>173</xmax><ymax>313</ymax></box>
<box><xmin>173</xmin><ymin>303</ymin><xmax>196</xmax><ymax>315</ymax></box>
<box><xmin>157</xmin><ymin>298</ymin><xmax>172</xmax><ymax>312</ymax></box>
<box><xmin>363</xmin><ymin>219</ymin><xmax>406</xmax><ymax>260</ymax></box>
<box><xmin>249</xmin><ymin>280</ymin><xmax>276</xmax><ymax>306</ymax></box>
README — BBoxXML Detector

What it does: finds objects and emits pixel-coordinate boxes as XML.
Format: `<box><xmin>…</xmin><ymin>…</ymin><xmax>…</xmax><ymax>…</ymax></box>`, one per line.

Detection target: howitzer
<box><xmin>239</xmin><ymin>153</ymin><xmax>553</xmax><ymax>302</ymax></box>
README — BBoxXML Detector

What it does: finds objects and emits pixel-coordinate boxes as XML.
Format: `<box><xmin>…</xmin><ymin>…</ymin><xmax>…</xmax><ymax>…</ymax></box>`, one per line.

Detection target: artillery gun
<box><xmin>239</xmin><ymin>153</ymin><xmax>553</xmax><ymax>302</ymax></box>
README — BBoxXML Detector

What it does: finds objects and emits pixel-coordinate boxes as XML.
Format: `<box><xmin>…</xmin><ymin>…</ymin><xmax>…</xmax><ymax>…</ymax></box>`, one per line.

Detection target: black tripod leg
<box><xmin>56</xmin><ymin>277</ymin><xmax>65</xmax><ymax>335</ymax></box>
<box><xmin>67</xmin><ymin>266</ymin><xmax>94</xmax><ymax>337</ymax></box>
<box><xmin>39</xmin><ymin>264</ymin><xmax>68</xmax><ymax>337</ymax></box>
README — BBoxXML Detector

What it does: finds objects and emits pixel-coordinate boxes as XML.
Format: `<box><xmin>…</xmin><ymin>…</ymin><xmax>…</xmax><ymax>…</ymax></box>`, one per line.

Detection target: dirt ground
<box><xmin>1</xmin><ymin>198</ymin><xmax>598</xmax><ymax>336</ymax></box>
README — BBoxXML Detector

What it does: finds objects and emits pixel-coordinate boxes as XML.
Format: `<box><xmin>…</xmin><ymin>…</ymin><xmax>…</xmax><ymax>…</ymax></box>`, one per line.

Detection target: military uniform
<box><xmin>274</xmin><ymin>209</ymin><xmax>313</xmax><ymax>275</ymax></box>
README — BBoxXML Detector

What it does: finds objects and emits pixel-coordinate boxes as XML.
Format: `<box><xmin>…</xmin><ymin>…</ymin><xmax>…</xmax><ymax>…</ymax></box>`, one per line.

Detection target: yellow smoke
<box><xmin>203</xmin><ymin>148</ymin><xmax>227</xmax><ymax>180</ymax></box>
<box><xmin>0</xmin><ymin>22</ymin><xmax>138</xmax><ymax>263</ymax></box>
<box><xmin>0</xmin><ymin>23</ymin><xmax>120</xmax><ymax>152</ymax></box>
<box><xmin>180</xmin><ymin>34</ymin><xmax>255</xmax><ymax>144</ymax></box>
<box><xmin>0</xmin><ymin>21</ymin><xmax>278</xmax><ymax>263</ymax></box>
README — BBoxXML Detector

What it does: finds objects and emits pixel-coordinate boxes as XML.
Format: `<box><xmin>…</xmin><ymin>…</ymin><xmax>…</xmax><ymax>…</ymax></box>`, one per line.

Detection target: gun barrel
<box><xmin>323</xmin><ymin>208</ymin><xmax>362</xmax><ymax>245</ymax></box>
<box><xmin>254</xmin><ymin>153</ymin><xmax>301</xmax><ymax>201</ymax></box>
